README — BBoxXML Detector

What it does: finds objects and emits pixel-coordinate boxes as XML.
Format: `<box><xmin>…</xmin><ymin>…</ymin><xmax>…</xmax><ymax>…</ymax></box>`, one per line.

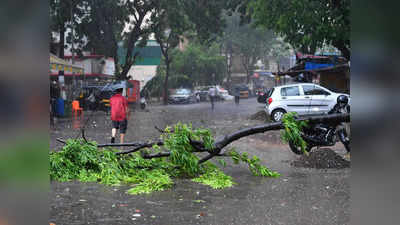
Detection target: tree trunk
<box><xmin>163</xmin><ymin>57</ymin><xmax>170</xmax><ymax>105</ymax></box>
<box><xmin>246</xmin><ymin>69</ymin><xmax>251</xmax><ymax>84</ymax></box>
<box><xmin>59</xmin><ymin>24</ymin><xmax>65</xmax><ymax>58</ymax></box>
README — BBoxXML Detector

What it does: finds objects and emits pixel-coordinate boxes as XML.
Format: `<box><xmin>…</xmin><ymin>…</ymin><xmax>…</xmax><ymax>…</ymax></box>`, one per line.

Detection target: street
<box><xmin>50</xmin><ymin>98</ymin><xmax>350</xmax><ymax>225</ymax></box>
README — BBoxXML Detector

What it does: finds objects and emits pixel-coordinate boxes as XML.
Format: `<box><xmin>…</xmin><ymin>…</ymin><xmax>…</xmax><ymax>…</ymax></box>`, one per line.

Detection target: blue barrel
<box><xmin>56</xmin><ymin>98</ymin><xmax>65</xmax><ymax>117</ymax></box>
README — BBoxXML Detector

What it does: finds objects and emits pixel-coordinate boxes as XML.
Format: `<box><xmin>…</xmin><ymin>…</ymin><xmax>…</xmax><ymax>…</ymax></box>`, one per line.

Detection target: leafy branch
<box><xmin>280</xmin><ymin>112</ymin><xmax>309</xmax><ymax>155</ymax></box>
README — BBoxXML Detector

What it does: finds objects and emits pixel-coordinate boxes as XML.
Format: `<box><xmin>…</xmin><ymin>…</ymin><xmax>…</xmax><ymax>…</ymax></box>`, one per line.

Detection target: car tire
<box><xmin>271</xmin><ymin>109</ymin><xmax>286</xmax><ymax>122</ymax></box>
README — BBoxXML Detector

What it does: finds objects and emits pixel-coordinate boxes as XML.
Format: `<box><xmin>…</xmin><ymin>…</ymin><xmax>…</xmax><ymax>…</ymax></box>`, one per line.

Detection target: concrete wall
<box><xmin>127</xmin><ymin>65</ymin><xmax>158</xmax><ymax>90</ymax></box>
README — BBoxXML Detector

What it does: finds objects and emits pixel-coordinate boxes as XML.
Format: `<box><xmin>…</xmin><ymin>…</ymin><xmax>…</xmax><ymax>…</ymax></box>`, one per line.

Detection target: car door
<box><xmin>302</xmin><ymin>84</ymin><xmax>331</xmax><ymax>115</ymax></box>
<box><xmin>279</xmin><ymin>86</ymin><xmax>309</xmax><ymax>115</ymax></box>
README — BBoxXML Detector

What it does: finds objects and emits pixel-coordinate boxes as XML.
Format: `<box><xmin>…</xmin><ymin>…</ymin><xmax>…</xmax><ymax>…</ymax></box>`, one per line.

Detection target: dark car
<box><xmin>168</xmin><ymin>88</ymin><xmax>197</xmax><ymax>104</ymax></box>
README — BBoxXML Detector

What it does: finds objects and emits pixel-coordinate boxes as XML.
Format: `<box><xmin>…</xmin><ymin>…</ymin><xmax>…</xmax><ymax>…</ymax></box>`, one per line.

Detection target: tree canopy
<box><xmin>142</xmin><ymin>42</ymin><xmax>226</xmax><ymax>97</ymax></box>
<box><xmin>249</xmin><ymin>0</ymin><xmax>350</xmax><ymax>59</ymax></box>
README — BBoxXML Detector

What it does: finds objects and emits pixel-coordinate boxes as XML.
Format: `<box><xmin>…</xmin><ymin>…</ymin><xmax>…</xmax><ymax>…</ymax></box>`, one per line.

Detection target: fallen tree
<box><xmin>115</xmin><ymin>113</ymin><xmax>349</xmax><ymax>163</ymax></box>
<box><xmin>51</xmin><ymin>113</ymin><xmax>349</xmax><ymax>194</ymax></box>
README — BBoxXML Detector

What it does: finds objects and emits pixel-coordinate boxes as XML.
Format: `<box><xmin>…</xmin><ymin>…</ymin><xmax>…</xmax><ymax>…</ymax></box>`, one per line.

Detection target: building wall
<box><xmin>319</xmin><ymin>72</ymin><xmax>350</xmax><ymax>93</ymax></box>
<box><xmin>127</xmin><ymin>65</ymin><xmax>158</xmax><ymax>91</ymax></box>
<box><xmin>64</xmin><ymin>57</ymin><xmax>115</xmax><ymax>76</ymax></box>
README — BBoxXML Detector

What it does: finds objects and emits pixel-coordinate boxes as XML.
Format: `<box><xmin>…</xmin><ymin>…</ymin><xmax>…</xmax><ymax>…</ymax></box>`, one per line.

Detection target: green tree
<box><xmin>76</xmin><ymin>0</ymin><xmax>155</xmax><ymax>80</ymax></box>
<box><xmin>220</xmin><ymin>12</ymin><xmax>276</xmax><ymax>84</ymax></box>
<box><xmin>143</xmin><ymin>42</ymin><xmax>226</xmax><ymax>97</ymax></box>
<box><xmin>150</xmin><ymin>0</ymin><xmax>191</xmax><ymax>105</ymax></box>
<box><xmin>249</xmin><ymin>0</ymin><xmax>350</xmax><ymax>59</ymax></box>
<box><xmin>50</xmin><ymin>0</ymin><xmax>83</xmax><ymax>58</ymax></box>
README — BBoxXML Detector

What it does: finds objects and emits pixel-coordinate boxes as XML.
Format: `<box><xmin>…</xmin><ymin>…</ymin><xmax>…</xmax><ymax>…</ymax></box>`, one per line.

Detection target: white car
<box><xmin>265</xmin><ymin>83</ymin><xmax>350</xmax><ymax>121</ymax></box>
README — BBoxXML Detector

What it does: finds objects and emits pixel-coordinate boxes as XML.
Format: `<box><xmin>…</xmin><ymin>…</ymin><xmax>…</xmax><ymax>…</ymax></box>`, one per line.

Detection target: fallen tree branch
<box><xmin>198</xmin><ymin>113</ymin><xmax>350</xmax><ymax>164</ymax></box>
<box><xmin>57</xmin><ymin>113</ymin><xmax>349</xmax><ymax>165</ymax></box>
<box><xmin>115</xmin><ymin>141</ymin><xmax>164</xmax><ymax>155</ymax></box>
<box><xmin>81</xmin><ymin>129</ymin><xmax>88</xmax><ymax>143</ymax></box>
<box><xmin>214</xmin><ymin>113</ymin><xmax>349</xmax><ymax>151</ymax></box>
<box><xmin>155</xmin><ymin>126</ymin><xmax>175</xmax><ymax>133</ymax></box>
<box><xmin>97</xmin><ymin>142</ymin><xmax>143</xmax><ymax>148</ymax></box>
<box><xmin>56</xmin><ymin>138</ymin><xmax>66</xmax><ymax>144</ymax></box>
<box><xmin>142</xmin><ymin>152</ymin><xmax>171</xmax><ymax>159</ymax></box>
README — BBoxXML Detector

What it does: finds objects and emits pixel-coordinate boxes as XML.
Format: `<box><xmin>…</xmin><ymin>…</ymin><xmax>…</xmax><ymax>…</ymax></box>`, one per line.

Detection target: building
<box><xmin>50</xmin><ymin>53</ymin><xmax>85</xmax><ymax>101</ymax></box>
<box><xmin>274</xmin><ymin>53</ymin><xmax>350</xmax><ymax>93</ymax></box>
<box><xmin>118</xmin><ymin>40</ymin><xmax>162</xmax><ymax>90</ymax></box>
<box><xmin>62</xmin><ymin>54</ymin><xmax>115</xmax><ymax>84</ymax></box>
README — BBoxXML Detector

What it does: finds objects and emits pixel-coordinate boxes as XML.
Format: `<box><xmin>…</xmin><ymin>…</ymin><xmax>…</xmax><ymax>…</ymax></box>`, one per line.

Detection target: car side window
<box><xmin>302</xmin><ymin>85</ymin><xmax>314</xmax><ymax>95</ymax></box>
<box><xmin>281</xmin><ymin>86</ymin><xmax>300</xmax><ymax>96</ymax></box>
<box><xmin>303</xmin><ymin>85</ymin><xmax>330</xmax><ymax>95</ymax></box>
<box><xmin>313</xmin><ymin>87</ymin><xmax>330</xmax><ymax>95</ymax></box>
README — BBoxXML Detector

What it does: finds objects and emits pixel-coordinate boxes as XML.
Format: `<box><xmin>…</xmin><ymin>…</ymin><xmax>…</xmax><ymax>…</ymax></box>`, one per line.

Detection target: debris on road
<box><xmin>291</xmin><ymin>148</ymin><xmax>350</xmax><ymax>169</ymax></box>
<box><xmin>249</xmin><ymin>110</ymin><xmax>269</xmax><ymax>121</ymax></box>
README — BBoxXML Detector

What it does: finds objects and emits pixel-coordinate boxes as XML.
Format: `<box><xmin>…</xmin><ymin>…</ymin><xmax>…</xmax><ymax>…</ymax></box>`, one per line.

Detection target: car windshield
<box><xmin>174</xmin><ymin>89</ymin><xmax>191</xmax><ymax>95</ymax></box>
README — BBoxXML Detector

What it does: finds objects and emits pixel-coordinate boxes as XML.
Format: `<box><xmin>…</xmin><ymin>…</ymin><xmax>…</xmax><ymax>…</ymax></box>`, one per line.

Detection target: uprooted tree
<box><xmin>50</xmin><ymin>113</ymin><xmax>349</xmax><ymax>195</ymax></box>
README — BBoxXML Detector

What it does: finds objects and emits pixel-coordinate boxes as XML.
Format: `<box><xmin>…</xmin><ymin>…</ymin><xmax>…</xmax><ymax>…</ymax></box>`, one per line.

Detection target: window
<box><xmin>281</xmin><ymin>86</ymin><xmax>300</xmax><ymax>96</ymax></box>
<box><xmin>267</xmin><ymin>88</ymin><xmax>274</xmax><ymax>98</ymax></box>
<box><xmin>303</xmin><ymin>85</ymin><xmax>330</xmax><ymax>95</ymax></box>
<box><xmin>313</xmin><ymin>87</ymin><xmax>330</xmax><ymax>95</ymax></box>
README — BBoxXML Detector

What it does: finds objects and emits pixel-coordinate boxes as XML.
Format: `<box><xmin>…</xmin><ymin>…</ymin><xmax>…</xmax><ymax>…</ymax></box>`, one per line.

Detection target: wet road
<box><xmin>50</xmin><ymin>98</ymin><xmax>350</xmax><ymax>225</ymax></box>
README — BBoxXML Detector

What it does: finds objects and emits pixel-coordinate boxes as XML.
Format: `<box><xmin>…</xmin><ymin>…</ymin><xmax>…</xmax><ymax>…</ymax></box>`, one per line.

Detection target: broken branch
<box><xmin>115</xmin><ymin>141</ymin><xmax>164</xmax><ymax>155</ymax></box>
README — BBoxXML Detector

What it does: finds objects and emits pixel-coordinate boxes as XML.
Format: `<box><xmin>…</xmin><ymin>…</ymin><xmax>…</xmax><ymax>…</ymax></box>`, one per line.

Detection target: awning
<box><xmin>50</xmin><ymin>53</ymin><xmax>84</xmax><ymax>74</ymax></box>
<box><xmin>273</xmin><ymin>64</ymin><xmax>349</xmax><ymax>77</ymax></box>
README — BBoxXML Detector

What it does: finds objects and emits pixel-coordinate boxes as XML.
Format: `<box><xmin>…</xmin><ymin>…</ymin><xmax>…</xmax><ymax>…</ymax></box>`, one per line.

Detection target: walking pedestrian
<box><xmin>233</xmin><ymin>86</ymin><xmax>240</xmax><ymax>106</ymax></box>
<box><xmin>208</xmin><ymin>86</ymin><xmax>217</xmax><ymax>110</ymax></box>
<box><xmin>87</xmin><ymin>91</ymin><xmax>96</xmax><ymax>111</ymax></box>
<box><xmin>110</xmin><ymin>88</ymin><xmax>130</xmax><ymax>143</ymax></box>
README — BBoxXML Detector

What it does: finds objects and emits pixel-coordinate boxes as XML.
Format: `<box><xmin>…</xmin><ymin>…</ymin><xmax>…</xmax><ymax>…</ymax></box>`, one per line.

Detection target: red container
<box><xmin>126</xmin><ymin>80</ymin><xmax>140</xmax><ymax>103</ymax></box>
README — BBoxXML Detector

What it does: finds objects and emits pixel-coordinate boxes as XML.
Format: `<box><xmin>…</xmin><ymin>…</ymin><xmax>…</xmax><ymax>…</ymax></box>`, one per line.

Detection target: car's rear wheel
<box><xmin>271</xmin><ymin>109</ymin><xmax>286</xmax><ymax>122</ymax></box>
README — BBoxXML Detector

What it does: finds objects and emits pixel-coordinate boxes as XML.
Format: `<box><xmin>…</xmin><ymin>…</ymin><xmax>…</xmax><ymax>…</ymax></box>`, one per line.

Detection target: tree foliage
<box><xmin>72</xmin><ymin>0</ymin><xmax>156</xmax><ymax>80</ymax></box>
<box><xmin>280</xmin><ymin>112</ymin><xmax>309</xmax><ymax>155</ymax></box>
<box><xmin>220</xmin><ymin>12</ymin><xmax>276</xmax><ymax>84</ymax></box>
<box><xmin>50</xmin><ymin>124</ymin><xmax>279</xmax><ymax>194</ymax></box>
<box><xmin>249</xmin><ymin>0</ymin><xmax>350</xmax><ymax>59</ymax></box>
<box><xmin>50</xmin><ymin>0</ymin><xmax>84</xmax><ymax>57</ymax></box>
<box><xmin>142</xmin><ymin>42</ymin><xmax>226</xmax><ymax>97</ymax></box>
<box><xmin>150</xmin><ymin>0</ymin><xmax>191</xmax><ymax>104</ymax></box>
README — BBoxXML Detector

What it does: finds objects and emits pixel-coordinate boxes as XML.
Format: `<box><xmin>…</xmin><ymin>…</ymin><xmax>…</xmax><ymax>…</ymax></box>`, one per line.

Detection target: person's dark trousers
<box><xmin>235</xmin><ymin>96</ymin><xmax>240</xmax><ymax>105</ymax></box>
<box><xmin>210</xmin><ymin>96</ymin><xmax>215</xmax><ymax>110</ymax></box>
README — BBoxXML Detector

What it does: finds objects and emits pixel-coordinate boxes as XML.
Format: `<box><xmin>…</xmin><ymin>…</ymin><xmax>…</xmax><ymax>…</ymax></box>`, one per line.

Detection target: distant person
<box><xmin>110</xmin><ymin>88</ymin><xmax>130</xmax><ymax>143</ymax></box>
<box><xmin>234</xmin><ymin>87</ymin><xmax>240</xmax><ymax>105</ymax></box>
<box><xmin>196</xmin><ymin>93</ymin><xmax>200</xmax><ymax>102</ymax></box>
<box><xmin>87</xmin><ymin>91</ymin><xmax>96</xmax><ymax>111</ymax></box>
<box><xmin>208</xmin><ymin>86</ymin><xmax>217</xmax><ymax>110</ymax></box>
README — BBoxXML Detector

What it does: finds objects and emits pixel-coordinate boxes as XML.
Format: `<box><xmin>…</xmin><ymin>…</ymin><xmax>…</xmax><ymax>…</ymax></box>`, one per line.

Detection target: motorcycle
<box><xmin>288</xmin><ymin>95</ymin><xmax>350</xmax><ymax>155</ymax></box>
<box><xmin>140</xmin><ymin>97</ymin><xmax>146</xmax><ymax>110</ymax></box>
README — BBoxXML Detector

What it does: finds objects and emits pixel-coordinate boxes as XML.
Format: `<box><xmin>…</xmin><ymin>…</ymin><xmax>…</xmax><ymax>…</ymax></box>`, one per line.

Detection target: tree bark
<box><xmin>163</xmin><ymin>56</ymin><xmax>170</xmax><ymax>105</ymax></box>
<box><xmin>59</xmin><ymin>24</ymin><xmax>65</xmax><ymax>58</ymax></box>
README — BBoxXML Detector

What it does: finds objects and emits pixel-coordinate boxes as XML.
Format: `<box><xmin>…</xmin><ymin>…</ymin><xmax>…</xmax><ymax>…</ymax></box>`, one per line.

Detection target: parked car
<box><xmin>168</xmin><ymin>88</ymin><xmax>197</xmax><ymax>104</ymax></box>
<box><xmin>194</xmin><ymin>89</ymin><xmax>209</xmax><ymax>102</ymax></box>
<box><xmin>265</xmin><ymin>83</ymin><xmax>350</xmax><ymax>122</ymax></box>
<box><xmin>215</xmin><ymin>86</ymin><xmax>234</xmax><ymax>101</ymax></box>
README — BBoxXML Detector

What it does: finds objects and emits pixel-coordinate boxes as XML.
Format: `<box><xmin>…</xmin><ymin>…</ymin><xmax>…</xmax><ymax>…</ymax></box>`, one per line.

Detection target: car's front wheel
<box><xmin>271</xmin><ymin>109</ymin><xmax>286</xmax><ymax>122</ymax></box>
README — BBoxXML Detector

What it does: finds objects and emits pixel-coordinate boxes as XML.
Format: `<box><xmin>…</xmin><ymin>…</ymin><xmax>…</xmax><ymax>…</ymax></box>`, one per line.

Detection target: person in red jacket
<box><xmin>110</xmin><ymin>88</ymin><xmax>129</xmax><ymax>143</ymax></box>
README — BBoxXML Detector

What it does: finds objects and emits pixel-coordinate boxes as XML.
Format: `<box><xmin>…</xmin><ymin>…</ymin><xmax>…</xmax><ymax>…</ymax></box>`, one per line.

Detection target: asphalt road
<box><xmin>50</xmin><ymin>98</ymin><xmax>350</xmax><ymax>225</ymax></box>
